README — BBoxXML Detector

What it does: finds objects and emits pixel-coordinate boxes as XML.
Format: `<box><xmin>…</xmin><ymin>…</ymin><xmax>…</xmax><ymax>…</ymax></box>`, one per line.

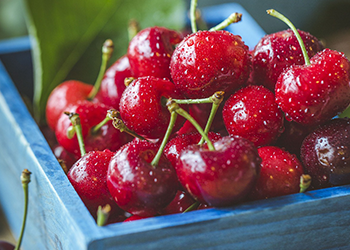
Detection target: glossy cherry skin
<box><xmin>164</xmin><ymin>131</ymin><xmax>222</xmax><ymax>169</ymax></box>
<box><xmin>94</xmin><ymin>55</ymin><xmax>132</xmax><ymax>110</ymax></box>
<box><xmin>160</xmin><ymin>190</ymin><xmax>196</xmax><ymax>215</ymax></box>
<box><xmin>119</xmin><ymin>76</ymin><xmax>186</xmax><ymax>139</ymax></box>
<box><xmin>55</xmin><ymin>100</ymin><xmax>132</xmax><ymax>156</ymax></box>
<box><xmin>301</xmin><ymin>118</ymin><xmax>350</xmax><ymax>189</ymax></box>
<box><xmin>251</xmin><ymin>29</ymin><xmax>324</xmax><ymax>91</ymax></box>
<box><xmin>107</xmin><ymin>139</ymin><xmax>179</xmax><ymax>216</ymax></box>
<box><xmin>176</xmin><ymin>136</ymin><xmax>261</xmax><ymax>207</ymax></box>
<box><xmin>248</xmin><ymin>146</ymin><xmax>304</xmax><ymax>200</ymax></box>
<box><xmin>68</xmin><ymin>149</ymin><xmax>125</xmax><ymax>220</ymax></box>
<box><xmin>127</xmin><ymin>26</ymin><xmax>183</xmax><ymax>79</ymax></box>
<box><xmin>170</xmin><ymin>30</ymin><xmax>251</xmax><ymax>99</ymax></box>
<box><xmin>275</xmin><ymin>48</ymin><xmax>350</xmax><ymax>126</ymax></box>
<box><xmin>0</xmin><ymin>241</ymin><xmax>15</xmax><ymax>250</ymax></box>
<box><xmin>222</xmin><ymin>85</ymin><xmax>284</xmax><ymax>147</ymax></box>
<box><xmin>46</xmin><ymin>80</ymin><xmax>93</xmax><ymax>131</ymax></box>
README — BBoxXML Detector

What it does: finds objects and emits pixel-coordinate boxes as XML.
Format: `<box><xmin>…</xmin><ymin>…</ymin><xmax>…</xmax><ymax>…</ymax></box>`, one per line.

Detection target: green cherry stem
<box><xmin>91</xmin><ymin>109</ymin><xmax>118</xmax><ymax>134</ymax></box>
<box><xmin>267</xmin><ymin>9</ymin><xmax>310</xmax><ymax>66</ymax></box>
<box><xmin>97</xmin><ymin>204</ymin><xmax>111</xmax><ymax>227</ymax></box>
<box><xmin>209</xmin><ymin>12</ymin><xmax>242</xmax><ymax>31</ymax></box>
<box><xmin>299</xmin><ymin>174</ymin><xmax>312</xmax><ymax>193</ymax></box>
<box><xmin>183</xmin><ymin>200</ymin><xmax>200</xmax><ymax>213</ymax></box>
<box><xmin>151</xmin><ymin>107</ymin><xmax>178</xmax><ymax>167</ymax></box>
<box><xmin>65</xmin><ymin>112</ymin><xmax>86</xmax><ymax>157</ymax></box>
<box><xmin>190</xmin><ymin>0</ymin><xmax>198</xmax><ymax>33</ymax></box>
<box><xmin>87</xmin><ymin>39</ymin><xmax>114</xmax><ymax>100</ymax></box>
<box><xmin>170</xmin><ymin>99</ymin><xmax>215</xmax><ymax>151</ymax></box>
<box><xmin>15</xmin><ymin>169</ymin><xmax>31</xmax><ymax>250</ymax></box>
<box><xmin>128</xmin><ymin>19</ymin><xmax>140</xmax><ymax>41</ymax></box>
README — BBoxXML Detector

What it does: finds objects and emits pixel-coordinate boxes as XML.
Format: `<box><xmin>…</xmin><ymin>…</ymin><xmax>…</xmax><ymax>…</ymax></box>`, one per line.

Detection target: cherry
<box><xmin>300</xmin><ymin>118</ymin><xmax>350</xmax><ymax>189</ymax></box>
<box><xmin>160</xmin><ymin>190</ymin><xmax>196</xmax><ymax>215</ymax></box>
<box><xmin>268</xmin><ymin>9</ymin><xmax>350</xmax><ymax>126</ymax></box>
<box><xmin>222</xmin><ymin>85</ymin><xmax>284</xmax><ymax>147</ymax></box>
<box><xmin>119</xmin><ymin>76</ymin><xmax>186</xmax><ymax>139</ymax></box>
<box><xmin>123</xmin><ymin>215</ymin><xmax>150</xmax><ymax>222</ymax></box>
<box><xmin>107</xmin><ymin>139</ymin><xmax>179</xmax><ymax>216</ymax></box>
<box><xmin>0</xmin><ymin>241</ymin><xmax>14</xmax><ymax>250</ymax></box>
<box><xmin>93</xmin><ymin>55</ymin><xmax>132</xmax><ymax>110</ymax></box>
<box><xmin>170</xmin><ymin>28</ymin><xmax>251</xmax><ymax>99</ymax></box>
<box><xmin>52</xmin><ymin>144</ymin><xmax>79</xmax><ymax>172</ymax></box>
<box><xmin>55</xmin><ymin>101</ymin><xmax>132</xmax><ymax>157</ymax></box>
<box><xmin>176</xmin><ymin>135</ymin><xmax>261</xmax><ymax>207</ymax></box>
<box><xmin>251</xmin><ymin>29</ymin><xmax>324</xmax><ymax>91</ymax></box>
<box><xmin>127</xmin><ymin>26</ymin><xmax>183</xmax><ymax>79</ymax></box>
<box><xmin>248</xmin><ymin>146</ymin><xmax>304</xmax><ymax>200</ymax></box>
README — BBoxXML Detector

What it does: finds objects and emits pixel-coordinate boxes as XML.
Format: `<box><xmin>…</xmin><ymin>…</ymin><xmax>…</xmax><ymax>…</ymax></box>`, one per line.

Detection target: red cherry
<box><xmin>275</xmin><ymin>48</ymin><xmax>350</xmax><ymax>126</ymax></box>
<box><xmin>46</xmin><ymin>80</ymin><xmax>93</xmax><ymax>130</ymax></box>
<box><xmin>170</xmin><ymin>30</ymin><xmax>251</xmax><ymax>99</ymax></box>
<box><xmin>176</xmin><ymin>136</ymin><xmax>261</xmax><ymax>207</ymax></box>
<box><xmin>123</xmin><ymin>215</ymin><xmax>150</xmax><ymax>222</ymax></box>
<box><xmin>248</xmin><ymin>146</ymin><xmax>304</xmax><ymax>200</ymax></box>
<box><xmin>251</xmin><ymin>29</ymin><xmax>324</xmax><ymax>91</ymax></box>
<box><xmin>52</xmin><ymin>144</ymin><xmax>80</xmax><ymax>171</ymax></box>
<box><xmin>107</xmin><ymin>139</ymin><xmax>178</xmax><ymax>216</ymax></box>
<box><xmin>0</xmin><ymin>241</ymin><xmax>15</xmax><ymax>250</ymax></box>
<box><xmin>68</xmin><ymin>149</ymin><xmax>125</xmax><ymax>220</ymax></box>
<box><xmin>160</xmin><ymin>190</ymin><xmax>196</xmax><ymax>215</ymax></box>
<box><xmin>94</xmin><ymin>55</ymin><xmax>132</xmax><ymax>110</ymax></box>
<box><xmin>222</xmin><ymin>85</ymin><xmax>284</xmax><ymax>147</ymax></box>
<box><xmin>119</xmin><ymin>76</ymin><xmax>186</xmax><ymax>139</ymax></box>
<box><xmin>55</xmin><ymin>100</ymin><xmax>132</xmax><ymax>156</ymax></box>
<box><xmin>127</xmin><ymin>26</ymin><xmax>183</xmax><ymax>79</ymax></box>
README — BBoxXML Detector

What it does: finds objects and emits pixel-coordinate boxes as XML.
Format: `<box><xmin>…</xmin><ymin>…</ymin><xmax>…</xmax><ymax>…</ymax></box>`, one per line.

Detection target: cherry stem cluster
<box><xmin>15</xmin><ymin>169</ymin><xmax>31</xmax><ymax>250</ymax></box>
<box><xmin>267</xmin><ymin>9</ymin><xmax>310</xmax><ymax>66</ymax></box>
<box><xmin>87</xmin><ymin>39</ymin><xmax>114</xmax><ymax>100</ymax></box>
<box><xmin>65</xmin><ymin>112</ymin><xmax>86</xmax><ymax>157</ymax></box>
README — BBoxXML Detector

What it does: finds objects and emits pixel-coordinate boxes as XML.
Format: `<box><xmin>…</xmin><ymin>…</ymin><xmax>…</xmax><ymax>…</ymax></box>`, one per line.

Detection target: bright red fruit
<box><xmin>119</xmin><ymin>76</ymin><xmax>186</xmax><ymax>139</ymax></box>
<box><xmin>301</xmin><ymin>118</ymin><xmax>350</xmax><ymax>189</ymax></box>
<box><xmin>275</xmin><ymin>48</ymin><xmax>350</xmax><ymax>126</ymax></box>
<box><xmin>127</xmin><ymin>26</ymin><xmax>183</xmax><ymax>79</ymax></box>
<box><xmin>222</xmin><ymin>85</ymin><xmax>284</xmax><ymax>147</ymax></box>
<box><xmin>46</xmin><ymin>80</ymin><xmax>93</xmax><ymax>130</ymax></box>
<box><xmin>248</xmin><ymin>146</ymin><xmax>304</xmax><ymax>200</ymax></box>
<box><xmin>107</xmin><ymin>139</ymin><xmax>178</xmax><ymax>216</ymax></box>
<box><xmin>68</xmin><ymin>149</ymin><xmax>125</xmax><ymax>221</ymax></box>
<box><xmin>55</xmin><ymin>100</ymin><xmax>132</xmax><ymax>156</ymax></box>
<box><xmin>170</xmin><ymin>30</ymin><xmax>251</xmax><ymax>99</ymax></box>
<box><xmin>93</xmin><ymin>55</ymin><xmax>132</xmax><ymax>110</ymax></box>
<box><xmin>251</xmin><ymin>29</ymin><xmax>324</xmax><ymax>91</ymax></box>
<box><xmin>176</xmin><ymin>136</ymin><xmax>261</xmax><ymax>207</ymax></box>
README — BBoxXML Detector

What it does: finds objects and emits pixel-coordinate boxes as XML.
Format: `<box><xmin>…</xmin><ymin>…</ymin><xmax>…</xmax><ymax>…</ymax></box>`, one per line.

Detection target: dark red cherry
<box><xmin>170</xmin><ymin>30</ymin><xmax>251</xmax><ymax>99</ymax></box>
<box><xmin>0</xmin><ymin>241</ymin><xmax>15</xmax><ymax>250</ymax></box>
<box><xmin>176</xmin><ymin>136</ymin><xmax>261</xmax><ymax>207</ymax></box>
<box><xmin>301</xmin><ymin>118</ymin><xmax>350</xmax><ymax>189</ymax></box>
<box><xmin>249</xmin><ymin>146</ymin><xmax>304</xmax><ymax>200</ymax></box>
<box><xmin>52</xmin><ymin>144</ymin><xmax>80</xmax><ymax>171</ymax></box>
<box><xmin>127</xmin><ymin>26</ymin><xmax>183</xmax><ymax>79</ymax></box>
<box><xmin>107</xmin><ymin>139</ymin><xmax>178</xmax><ymax>216</ymax></box>
<box><xmin>160</xmin><ymin>190</ymin><xmax>196</xmax><ymax>215</ymax></box>
<box><xmin>222</xmin><ymin>85</ymin><xmax>284</xmax><ymax>147</ymax></box>
<box><xmin>93</xmin><ymin>55</ymin><xmax>132</xmax><ymax>110</ymax></box>
<box><xmin>68</xmin><ymin>149</ymin><xmax>125</xmax><ymax>220</ymax></box>
<box><xmin>123</xmin><ymin>215</ymin><xmax>150</xmax><ymax>222</ymax></box>
<box><xmin>55</xmin><ymin>100</ymin><xmax>132</xmax><ymax>156</ymax></box>
<box><xmin>251</xmin><ymin>29</ymin><xmax>324</xmax><ymax>91</ymax></box>
<box><xmin>46</xmin><ymin>80</ymin><xmax>93</xmax><ymax>130</ymax></box>
<box><xmin>119</xmin><ymin>76</ymin><xmax>186</xmax><ymax>139</ymax></box>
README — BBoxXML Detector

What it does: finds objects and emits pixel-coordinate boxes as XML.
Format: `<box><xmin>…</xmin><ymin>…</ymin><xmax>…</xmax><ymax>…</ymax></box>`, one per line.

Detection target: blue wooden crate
<box><xmin>1</xmin><ymin>3</ymin><xmax>350</xmax><ymax>250</ymax></box>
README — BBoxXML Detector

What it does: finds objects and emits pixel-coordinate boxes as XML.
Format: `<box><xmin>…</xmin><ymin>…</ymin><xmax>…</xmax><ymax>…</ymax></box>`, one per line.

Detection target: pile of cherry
<box><xmin>44</xmin><ymin>7</ymin><xmax>350</xmax><ymax>224</ymax></box>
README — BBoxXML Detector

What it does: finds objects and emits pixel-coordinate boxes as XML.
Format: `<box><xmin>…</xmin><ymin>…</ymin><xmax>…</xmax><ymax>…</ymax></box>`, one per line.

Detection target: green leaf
<box><xmin>22</xmin><ymin>0</ymin><xmax>186</xmax><ymax>122</ymax></box>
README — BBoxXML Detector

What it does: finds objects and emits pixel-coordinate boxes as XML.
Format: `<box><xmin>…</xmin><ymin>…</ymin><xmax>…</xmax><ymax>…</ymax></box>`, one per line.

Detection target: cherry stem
<box><xmin>128</xmin><ymin>19</ymin><xmax>140</xmax><ymax>41</ymax></box>
<box><xmin>15</xmin><ymin>169</ymin><xmax>31</xmax><ymax>250</ymax></box>
<box><xmin>209</xmin><ymin>12</ymin><xmax>242</xmax><ymax>31</ymax></box>
<box><xmin>198</xmin><ymin>91</ymin><xmax>224</xmax><ymax>145</ymax></box>
<box><xmin>299</xmin><ymin>174</ymin><xmax>312</xmax><ymax>193</ymax></box>
<box><xmin>151</xmin><ymin>109</ymin><xmax>178</xmax><ymax>167</ymax></box>
<box><xmin>170</xmin><ymin>100</ymin><xmax>215</xmax><ymax>151</ymax></box>
<box><xmin>267</xmin><ymin>9</ymin><xmax>310</xmax><ymax>66</ymax></box>
<box><xmin>183</xmin><ymin>201</ymin><xmax>200</xmax><ymax>213</ymax></box>
<box><xmin>97</xmin><ymin>204</ymin><xmax>111</xmax><ymax>226</ymax></box>
<box><xmin>65</xmin><ymin>112</ymin><xmax>86</xmax><ymax>157</ymax></box>
<box><xmin>109</xmin><ymin>110</ymin><xmax>148</xmax><ymax>141</ymax></box>
<box><xmin>190</xmin><ymin>0</ymin><xmax>198</xmax><ymax>33</ymax></box>
<box><xmin>91</xmin><ymin>109</ymin><xmax>117</xmax><ymax>134</ymax></box>
<box><xmin>87</xmin><ymin>39</ymin><xmax>114</xmax><ymax>100</ymax></box>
